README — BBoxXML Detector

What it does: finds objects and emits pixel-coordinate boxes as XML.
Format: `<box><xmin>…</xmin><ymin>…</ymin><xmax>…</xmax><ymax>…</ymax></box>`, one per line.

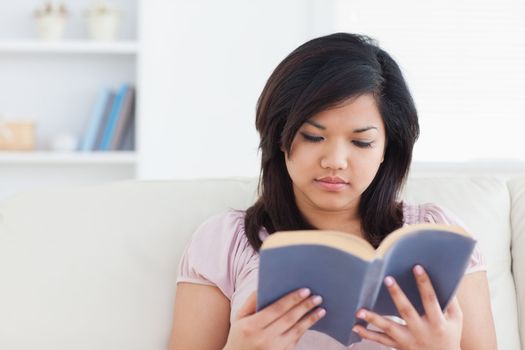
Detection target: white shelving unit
<box><xmin>0</xmin><ymin>151</ymin><xmax>137</xmax><ymax>165</ymax></box>
<box><xmin>0</xmin><ymin>0</ymin><xmax>139</xmax><ymax>200</ymax></box>
<box><xmin>0</xmin><ymin>40</ymin><xmax>138</xmax><ymax>54</ymax></box>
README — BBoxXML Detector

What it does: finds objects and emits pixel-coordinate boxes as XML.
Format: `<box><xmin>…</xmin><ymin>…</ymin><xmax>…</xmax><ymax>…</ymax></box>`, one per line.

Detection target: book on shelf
<box><xmin>99</xmin><ymin>83</ymin><xmax>132</xmax><ymax>151</ymax></box>
<box><xmin>79</xmin><ymin>88</ymin><xmax>113</xmax><ymax>152</ymax></box>
<box><xmin>256</xmin><ymin>224</ymin><xmax>476</xmax><ymax>347</ymax></box>
<box><xmin>110</xmin><ymin>85</ymin><xmax>135</xmax><ymax>150</ymax></box>
<box><xmin>93</xmin><ymin>90</ymin><xmax>116</xmax><ymax>151</ymax></box>
<box><xmin>119</xmin><ymin>109</ymin><xmax>135</xmax><ymax>151</ymax></box>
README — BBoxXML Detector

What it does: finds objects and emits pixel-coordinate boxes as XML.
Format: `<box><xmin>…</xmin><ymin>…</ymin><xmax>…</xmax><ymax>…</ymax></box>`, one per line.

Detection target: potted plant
<box><xmin>33</xmin><ymin>1</ymin><xmax>68</xmax><ymax>41</ymax></box>
<box><xmin>85</xmin><ymin>1</ymin><xmax>120</xmax><ymax>41</ymax></box>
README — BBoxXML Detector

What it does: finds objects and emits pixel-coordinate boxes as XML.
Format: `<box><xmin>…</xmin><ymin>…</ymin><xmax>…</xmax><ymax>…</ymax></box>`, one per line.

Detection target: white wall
<box><xmin>138</xmin><ymin>0</ymin><xmax>330</xmax><ymax>179</ymax></box>
<box><xmin>138</xmin><ymin>0</ymin><xmax>525</xmax><ymax>180</ymax></box>
<box><xmin>333</xmin><ymin>0</ymin><xmax>525</xmax><ymax>162</ymax></box>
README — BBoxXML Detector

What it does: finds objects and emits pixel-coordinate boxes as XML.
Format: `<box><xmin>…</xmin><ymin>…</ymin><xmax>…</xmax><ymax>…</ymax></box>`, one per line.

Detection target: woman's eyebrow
<box><xmin>353</xmin><ymin>126</ymin><xmax>378</xmax><ymax>133</ymax></box>
<box><xmin>305</xmin><ymin>120</ymin><xmax>326</xmax><ymax>130</ymax></box>
<box><xmin>305</xmin><ymin>120</ymin><xmax>378</xmax><ymax>133</ymax></box>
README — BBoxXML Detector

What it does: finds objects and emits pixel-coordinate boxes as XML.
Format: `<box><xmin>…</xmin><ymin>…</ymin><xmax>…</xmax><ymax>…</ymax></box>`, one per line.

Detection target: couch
<box><xmin>0</xmin><ymin>170</ymin><xmax>523</xmax><ymax>349</ymax></box>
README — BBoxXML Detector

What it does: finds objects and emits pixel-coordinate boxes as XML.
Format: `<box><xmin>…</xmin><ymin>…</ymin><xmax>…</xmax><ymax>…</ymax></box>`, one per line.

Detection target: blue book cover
<box><xmin>110</xmin><ymin>86</ymin><xmax>135</xmax><ymax>150</ymax></box>
<box><xmin>79</xmin><ymin>88</ymin><xmax>112</xmax><ymax>152</ymax></box>
<box><xmin>256</xmin><ymin>224</ymin><xmax>476</xmax><ymax>347</ymax></box>
<box><xmin>119</xmin><ymin>111</ymin><xmax>135</xmax><ymax>151</ymax></box>
<box><xmin>94</xmin><ymin>91</ymin><xmax>116</xmax><ymax>151</ymax></box>
<box><xmin>99</xmin><ymin>84</ymin><xmax>129</xmax><ymax>151</ymax></box>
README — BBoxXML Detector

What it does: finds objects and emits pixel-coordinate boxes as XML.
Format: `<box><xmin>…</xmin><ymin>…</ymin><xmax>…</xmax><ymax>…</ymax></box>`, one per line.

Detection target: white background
<box><xmin>138</xmin><ymin>0</ymin><xmax>525</xmax><ymax>179</ymax></box>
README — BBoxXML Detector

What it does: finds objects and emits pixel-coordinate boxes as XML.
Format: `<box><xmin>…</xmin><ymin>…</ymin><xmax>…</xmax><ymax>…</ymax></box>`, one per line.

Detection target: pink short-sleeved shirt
<box><xmin>176</xmin><ymin>203</ymin><xmax>486</xmax><ymax>349</ymax></box>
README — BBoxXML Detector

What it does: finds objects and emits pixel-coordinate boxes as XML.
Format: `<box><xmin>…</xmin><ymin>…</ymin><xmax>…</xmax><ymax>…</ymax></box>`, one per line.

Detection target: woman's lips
<box><xmin>314</xmin><ymin>179</ymin><xmax>349</xmax><ymax>191</ymax></box>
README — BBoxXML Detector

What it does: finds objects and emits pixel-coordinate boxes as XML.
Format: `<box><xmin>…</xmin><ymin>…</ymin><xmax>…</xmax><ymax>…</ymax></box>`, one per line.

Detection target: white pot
<box><xmin>87</xmin><ymin>14</ymin><xmax>120</xmax><ymax>41</ymax></box>
<box><xmin>49</xmin><ymin>132</ymin><xmax>78</xmax><ymax>152</ymax></box>
<box><xmin>36</xmin><ymin>15</ymin><xmax>67</xmax><ymax>41</ymax></box>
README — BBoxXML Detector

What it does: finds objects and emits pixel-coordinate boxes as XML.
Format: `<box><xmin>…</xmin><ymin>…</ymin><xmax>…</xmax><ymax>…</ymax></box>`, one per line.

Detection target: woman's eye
<box><xmin>352</xmin><ymin>141</ymin><xmax>373</xmax><ymax>148</ymax></box>
<box><xmin>300</xmin><ymin>132</ymin><xmax>324</xmax><ymax>143</ymax></box>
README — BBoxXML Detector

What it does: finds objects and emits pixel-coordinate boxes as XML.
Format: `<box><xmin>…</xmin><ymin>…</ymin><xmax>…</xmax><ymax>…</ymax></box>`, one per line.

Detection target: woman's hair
<box><xmin>244</xmin><ymin>32</ymin><xmax>419</xmax><ymax>251</ymax></box>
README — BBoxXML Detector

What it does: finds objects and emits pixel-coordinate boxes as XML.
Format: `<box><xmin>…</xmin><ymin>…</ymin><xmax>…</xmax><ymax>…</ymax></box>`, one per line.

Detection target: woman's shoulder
<box><xmin>188</xmin><ymin>209</ymin><xmax>250</xmax><ymax>254</ymax></box>
<box><xmin>193</xmin><ymin>209</ymin><xmax>247</xmax><ymax>236</ymax></box>
<box><xmin>402</xmin><ymin>202</ymin><xmax>467</xmax><ymax>227</ymax></box>
<box><xmin>176</xmin><ymin>209</ymin><xmax>257</xmax><ymax>298</ymax></box>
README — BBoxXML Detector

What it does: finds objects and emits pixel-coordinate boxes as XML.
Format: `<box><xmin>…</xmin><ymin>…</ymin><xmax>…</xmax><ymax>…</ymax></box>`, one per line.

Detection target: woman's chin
<box><xmin>311</xmin><ymin>199</ymin><xmax>357</xmax><ymax>212</ymax></box>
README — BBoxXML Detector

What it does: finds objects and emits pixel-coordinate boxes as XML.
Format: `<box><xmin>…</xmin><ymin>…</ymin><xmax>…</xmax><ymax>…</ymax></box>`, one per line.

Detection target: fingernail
<box><xmin>312</xmin><ymin>295</ymin><xmax>323</xmax><ymax>305</ymax></box>
<box><xmin>317</xmin><ymin>308</ymin><xmax>326</xmax><ymax>317</ymax></box>
<box><xmin>356</xmin><ymin>310</ymin><xmax>366</xmax><ymax>319</ymax></box>
<box><xmin>414</xmin><ymin>265</ymin><xmax>424</xmax><ymax>275</ymax></box>
<box><xmin>384</xmin><ymin>276</ymin><xmax>394</xmax><ymax>287</ymax></box>
<box><xmin>352</xmin><ymin>326</ymin><xmax>360</xmax><ymax>333</ymax></box>
<box><xmin>299</xmin><ymin>288</ymin><xmax>311</xmax><ymax>298</ymax></box>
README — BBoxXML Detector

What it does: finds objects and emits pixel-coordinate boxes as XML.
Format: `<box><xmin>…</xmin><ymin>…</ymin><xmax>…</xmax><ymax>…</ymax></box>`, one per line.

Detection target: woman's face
<box><xmin>284</xmin><ymin>94</ymin><xmax>386</xmax><ymax>214</ymax></box>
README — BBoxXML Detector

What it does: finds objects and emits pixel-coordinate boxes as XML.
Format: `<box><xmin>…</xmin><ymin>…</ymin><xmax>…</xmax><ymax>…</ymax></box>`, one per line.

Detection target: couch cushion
<box><xmin>0</xmin><ymin>176</ymin><xmax>519</xmax><ymax>349</ymax></box>
<box><xmin>0</xmin><ymin>178</ymin><xmax>258</xmax><ymax>350</ymax></box>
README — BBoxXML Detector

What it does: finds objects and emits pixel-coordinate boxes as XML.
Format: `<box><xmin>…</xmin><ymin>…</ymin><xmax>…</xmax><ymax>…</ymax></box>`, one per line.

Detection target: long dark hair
<box><xmin>245</xmin><ymin>33</ymin><xmax>419</xmax><ymax>251</ymax></box>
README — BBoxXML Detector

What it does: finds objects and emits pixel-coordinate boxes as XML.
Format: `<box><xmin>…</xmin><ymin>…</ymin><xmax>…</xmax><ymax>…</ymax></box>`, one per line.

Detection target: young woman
<box><xmin>170</xmin><ymin>33</ymin><xmax>497</xmax><ymax>350</ymax></box>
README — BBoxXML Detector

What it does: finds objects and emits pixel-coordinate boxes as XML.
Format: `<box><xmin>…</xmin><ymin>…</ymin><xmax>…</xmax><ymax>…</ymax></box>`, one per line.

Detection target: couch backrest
<box><xmin>0</xmin><ymin>176</ymin><xmax>522</xmax><ymax>349</ymax></box>
<box><xmin>403</xmin><ymin>176</ymin><xmax>520</xmax><ymax>349</ymax></box>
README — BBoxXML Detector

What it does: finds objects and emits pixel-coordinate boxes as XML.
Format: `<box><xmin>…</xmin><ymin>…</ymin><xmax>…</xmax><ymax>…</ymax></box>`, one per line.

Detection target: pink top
<box><xmin>176</xmin><ymin>203</ymin><xmax>486</xmax><ymax>349</ymax></box>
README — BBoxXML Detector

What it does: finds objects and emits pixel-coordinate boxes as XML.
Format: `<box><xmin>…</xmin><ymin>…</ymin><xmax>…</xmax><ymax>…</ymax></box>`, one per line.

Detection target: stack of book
<box><xmin>79</xmin><ymin>83</ymin><xmax>135</xmax><ymax>152</ymax></box>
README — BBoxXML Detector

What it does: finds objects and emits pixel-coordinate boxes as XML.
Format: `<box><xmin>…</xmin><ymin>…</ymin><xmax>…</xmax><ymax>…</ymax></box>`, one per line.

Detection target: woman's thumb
<box><xmin>236</xmin><ymin>291</ymin><xmax>257</xmax><ymax>320</ymax></box>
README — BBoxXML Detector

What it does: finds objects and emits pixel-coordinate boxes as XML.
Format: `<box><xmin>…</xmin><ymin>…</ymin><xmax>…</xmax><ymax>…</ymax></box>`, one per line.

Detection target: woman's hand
<box><xmin>223</xmin><ymin>288</ymin><xmax>326</xmax><ymax>350</ymax></box>
<box><xmin>352</xmin><ymin>265</ymin><xmax>463</xmax><ymax>350</ymax></box>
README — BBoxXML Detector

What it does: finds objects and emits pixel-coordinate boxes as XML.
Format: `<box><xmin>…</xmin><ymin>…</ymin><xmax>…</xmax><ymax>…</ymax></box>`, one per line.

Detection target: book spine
<box><xmin>110</xmin><ymin>86</ymin><xmax>135</xmax><ymax>150</ymax></box>
<box><xmin>94</xmin><ymin>92</ymin><xmax>116</xmax><ymax>150</ymax></box>
<box><xmin>99</xmin><ymin>84</ymin><xmax>128</xmax><ymax>151</ymax></box>
<box><xmin>79</xmin><ymin>88</ymin><xmax>110</xmax><ymax>152</ymax></box>
<box><xmin>347</xmin><ymin>259</ymin><xmax>385</xmax><ymax>345</ymax></box>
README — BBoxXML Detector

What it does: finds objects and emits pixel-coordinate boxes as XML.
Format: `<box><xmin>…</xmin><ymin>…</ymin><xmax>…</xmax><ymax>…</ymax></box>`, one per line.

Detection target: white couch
<box><xmin>0</xmin><ymin>171</ymin><xmax>523</xmax><ymax>349</ymax></box>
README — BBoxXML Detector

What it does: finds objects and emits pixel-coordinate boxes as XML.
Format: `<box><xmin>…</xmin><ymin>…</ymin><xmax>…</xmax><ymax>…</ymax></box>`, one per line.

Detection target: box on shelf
<box><xmin>0</xmin><ymin>121</ymin><xmax>36</xmax><ymax>151</ymax></box>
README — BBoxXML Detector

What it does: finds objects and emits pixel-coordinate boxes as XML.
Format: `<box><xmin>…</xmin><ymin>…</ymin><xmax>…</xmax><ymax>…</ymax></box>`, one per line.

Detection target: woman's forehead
<box><xmin>306</xmin><ymin>95</ymin><xmax>383</xmax><ymax>129</ymax></box>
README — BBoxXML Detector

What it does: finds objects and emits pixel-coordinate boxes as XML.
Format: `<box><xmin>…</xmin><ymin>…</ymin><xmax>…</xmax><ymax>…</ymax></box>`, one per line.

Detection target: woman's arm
<box><xmin>169</xmin><ymin>283</ymin><xmax>326</xmax><ymax>350</ymax></box>
<box><xmin>456</xmin><ymin>271</ymin><xmax>497</xmax><ymax>350</ymax></box>
<box><xmin>169</xmin><ymin>283</ymin><xmax>231</xmax><ymax>350</ymax></box>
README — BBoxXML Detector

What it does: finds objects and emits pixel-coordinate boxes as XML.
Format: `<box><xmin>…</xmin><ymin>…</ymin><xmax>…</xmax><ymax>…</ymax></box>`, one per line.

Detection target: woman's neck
<box><xmin>299</xmin><ymin>206</ymin><xmax>364</xmax><ymax>238</ymax></box>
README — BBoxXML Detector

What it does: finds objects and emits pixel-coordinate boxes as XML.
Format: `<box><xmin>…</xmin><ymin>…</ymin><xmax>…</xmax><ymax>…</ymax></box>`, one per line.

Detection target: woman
<box><xmin>170</xmin><ymin>33</ymin><xmax>497</xmax><ymax>349</ymax></box>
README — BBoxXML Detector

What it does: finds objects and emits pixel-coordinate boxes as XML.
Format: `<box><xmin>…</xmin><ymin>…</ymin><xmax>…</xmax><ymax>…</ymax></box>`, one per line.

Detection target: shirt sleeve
<box><xmin>418</xmin><ymin>203</ymin><xmax>487</xmax><ymax>274</ymax></box>
<box><xmin>176</xmin><ymin>210</ymin><xmax>255</xmax><ymax>299</ymax></box>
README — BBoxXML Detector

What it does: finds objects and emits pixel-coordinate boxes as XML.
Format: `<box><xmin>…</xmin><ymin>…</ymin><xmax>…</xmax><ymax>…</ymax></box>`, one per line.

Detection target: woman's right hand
<box><xmin>223</xmin><ymin>288</ymin><xmax>326</xmax><ymax>350</ymax></box>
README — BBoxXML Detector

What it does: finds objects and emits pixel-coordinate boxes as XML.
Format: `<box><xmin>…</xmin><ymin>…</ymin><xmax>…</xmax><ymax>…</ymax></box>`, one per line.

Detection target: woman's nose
<box><xmin>320</xmin><ymin>142</ymin><xmax>348</xmax><ymax>170</ymax></box>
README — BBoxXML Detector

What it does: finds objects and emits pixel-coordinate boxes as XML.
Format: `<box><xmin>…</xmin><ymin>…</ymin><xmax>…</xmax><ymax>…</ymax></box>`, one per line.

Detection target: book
<box><xmin>78</xmin><ymin>88</ymin><xmax>112</xmax><ymax>152</ymax></box>
<box><xmin>119</xmin><ymin>111</ymin><xmax>135</xmax><ymax>151</ymax></box>
<box><xmin>93</xmin><ymin>90</ymin><xmax>116</xmax><ymax>151</ymax></box>
<box><xmin>99</xmin><ymin>84</ymin><xmax>129</xmax><ymax>151</ymax></box>
<box><xmin>110</xmin><ymin>86</ymin><xmax>135</xmax><ymax>150</ymax></box>
<box><xmin>256</xmin><ymin>224</ymin><xmax>476</xmax><ymax>347</ymax></box>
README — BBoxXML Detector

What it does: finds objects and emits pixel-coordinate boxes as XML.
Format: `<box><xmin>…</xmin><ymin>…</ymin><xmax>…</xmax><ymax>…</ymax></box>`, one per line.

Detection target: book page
<box><xmin>262</xmin><ymin>230</ymin><xmax>376</xmax><ymax>261</ymax></box>
<box><xmin>375</xmin><ymin>223</ymin><xmax>472</xmax><ymax>257</ymax></box>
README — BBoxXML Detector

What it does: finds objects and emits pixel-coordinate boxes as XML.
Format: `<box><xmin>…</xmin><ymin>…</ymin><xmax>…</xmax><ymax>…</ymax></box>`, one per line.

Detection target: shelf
<box><xmin>0</xmin><ymin>151</ymin><xmax>137</xmax><ymax>165</ymax></box>
<box><xmin>0</xmin><ymin>40</ymin><xmax>138</xmax><ymax>55</ymax></box>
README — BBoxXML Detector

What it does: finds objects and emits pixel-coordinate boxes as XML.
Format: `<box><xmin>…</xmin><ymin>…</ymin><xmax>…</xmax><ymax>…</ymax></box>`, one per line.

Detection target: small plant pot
<box><xmin>87</xmin><ymin>13</ymin><xmax>119</xmax><ymax>41</ymax></box>
<box><xmin>35</xmin><ymin>15</ymin><xmax>67</xmax><ymax>41</ymax></box>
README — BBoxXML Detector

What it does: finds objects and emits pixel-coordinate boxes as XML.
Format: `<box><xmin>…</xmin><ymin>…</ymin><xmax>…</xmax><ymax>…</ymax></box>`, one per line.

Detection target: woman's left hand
<box><xmin>352</xmin><ymin>265</ymin><xmax>462</xmax><ymax>350</ymax></box>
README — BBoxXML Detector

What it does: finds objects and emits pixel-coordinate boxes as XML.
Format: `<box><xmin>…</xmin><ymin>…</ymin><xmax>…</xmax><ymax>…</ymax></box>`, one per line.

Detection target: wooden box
<box><xmin>0</xmin><ymin>121</ymin><xmax>36</xmax><ymax>151</ymax></box>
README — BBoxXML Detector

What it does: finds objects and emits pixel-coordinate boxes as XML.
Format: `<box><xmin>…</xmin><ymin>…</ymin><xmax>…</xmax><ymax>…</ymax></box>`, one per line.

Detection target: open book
<box><xmin>256</xmin><ymin>224</ymin><xmax>476</xmax><ymax>346</ymax></box>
